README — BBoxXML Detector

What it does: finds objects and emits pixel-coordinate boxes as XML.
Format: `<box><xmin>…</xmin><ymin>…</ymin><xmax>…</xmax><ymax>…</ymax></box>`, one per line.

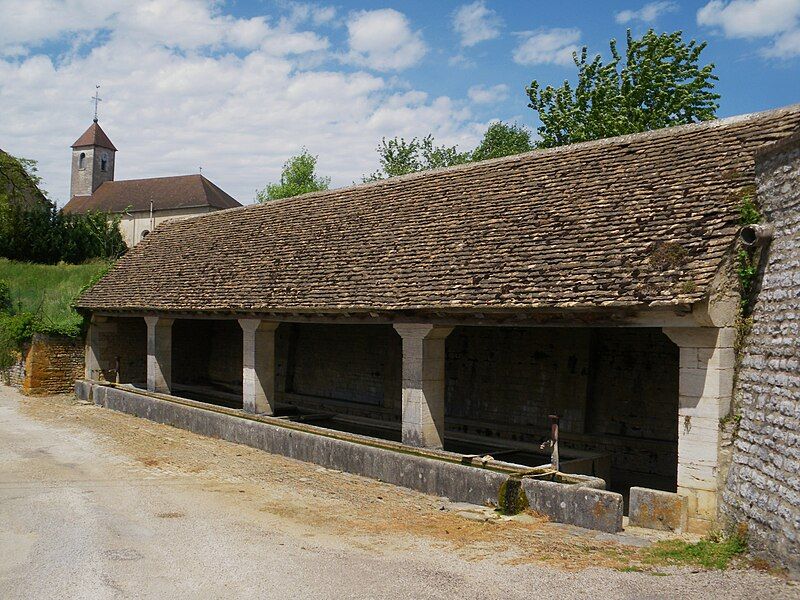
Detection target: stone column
<box><xmin>239</xmin><ymin>319</ymin><xmax>279</xmax><ymax>415</ymax></box>
<box><xmin>663</xmin><ymin>327</ymin><xmax>735</xmax><ymax>533</ymax></box>
<box><xmin>145</xmin><ymin>316</ymin><xmax>174</xmax><ymax>393</ymax></box>
<box><xmin>393</xmin><ymin>324</ymin><xmax>453</xmax><ymax>449</ymax></box>
<box><xmin>85</xmin><ymin>315</ymin><xmax>117</xmax><ymax>381</ymax></box>
<box><xmin>85</xmin><ymin>316</ymin><xmax>105</xmax><ymax>381</ymax></box>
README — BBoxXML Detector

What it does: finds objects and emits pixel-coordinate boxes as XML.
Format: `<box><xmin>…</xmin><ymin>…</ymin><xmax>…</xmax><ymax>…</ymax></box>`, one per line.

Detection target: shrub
<box><xmin>0</xmin><ymin>202</ymin><xmax>125</xmax><ymax>265</ymax></box>
<box><xmin>0</xmin><ymin>312</ymin><xmax>35</xmax><ymax>369</ymax></box>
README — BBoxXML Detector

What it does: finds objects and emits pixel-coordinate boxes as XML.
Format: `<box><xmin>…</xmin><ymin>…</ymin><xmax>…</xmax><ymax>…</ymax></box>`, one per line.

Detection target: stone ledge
<box><xmin>628</xmin><ymin>487</ymin><xmax>688</xmax><ymax>532</ymax></box>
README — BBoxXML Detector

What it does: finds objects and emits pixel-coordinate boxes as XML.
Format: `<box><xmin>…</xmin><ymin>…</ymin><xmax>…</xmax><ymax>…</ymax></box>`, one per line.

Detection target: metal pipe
<box><xmin>549</xmin><ymin>414</ymin><xmax>560</xmax><ymax>472</ymax></box>
<box><xmin>740</xmin><ymin>224</ymin><xmax>774</xmax><ymax>248</ymax></box>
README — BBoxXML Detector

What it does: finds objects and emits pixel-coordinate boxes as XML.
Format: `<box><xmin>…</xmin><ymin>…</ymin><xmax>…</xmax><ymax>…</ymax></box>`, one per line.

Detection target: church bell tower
<box><xmin>70</xmin><ymin>118</ymin><xmax>117</xmax><ymax>198</ymax></box>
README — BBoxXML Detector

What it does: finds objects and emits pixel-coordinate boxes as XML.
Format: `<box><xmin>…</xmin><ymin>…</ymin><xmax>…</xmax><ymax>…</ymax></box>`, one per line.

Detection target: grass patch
<box><xmin>0</xmin><ymin>258</ymin><xmax>110</xmax><ymax>336</ymax></box>
<box><xmin>644</xmin><ymin>530</ymin><xmax>747</xmax><ymax>570</ymax></box>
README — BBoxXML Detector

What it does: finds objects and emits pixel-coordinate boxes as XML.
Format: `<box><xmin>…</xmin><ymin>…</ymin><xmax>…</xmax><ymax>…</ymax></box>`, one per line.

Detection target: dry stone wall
<box><xmin>722</xmin><ymin>138</ymin><xmax>800</xmax><ymax>576</ymax></box>
<box><xmin>2</xmin><ymin>334</ymin><xmax>84</xmax><ymax>395</ymax></box>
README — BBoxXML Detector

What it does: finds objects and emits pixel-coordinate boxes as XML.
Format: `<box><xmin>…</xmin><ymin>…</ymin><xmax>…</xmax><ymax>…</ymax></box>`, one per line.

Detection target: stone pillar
<box><xmin>239</xmin><ymin>319</ymin><xmax>279</xmax><ymax>415</ymax></box>
<box><xmin>393</xmin><ymin>324</ymin><xmax>453</xmax><ymax>449</ymax></box>
<box><xmin>145</xmin><ymin>316</ymin><xmax>173</xmax><ymax>393</ymax></box>
<box><xmin>85</xmin><ymin>316</ymin><xmax>104</xmax><ymax>381</ymax></box>
<box><xmin>663</xmin><ymin>327</ymin><xmax>735</xmax><ymax>533</ymax></box>
<box><xmin>85</xmin><ymin>315</ymin><xmax>117</xmax><ymax>381</ymax></box>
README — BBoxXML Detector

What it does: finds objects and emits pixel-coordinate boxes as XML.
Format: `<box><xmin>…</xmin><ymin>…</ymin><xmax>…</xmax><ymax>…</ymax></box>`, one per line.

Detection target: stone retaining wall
<box><xmin>1</xmin><ymin>334</ymin><xmax>84</xmax><ymax>395</ymax></box>
<box><xmin>722</xmin><ymin>136</ymin><xmax>800</xmax><ymax>576</ymax></box>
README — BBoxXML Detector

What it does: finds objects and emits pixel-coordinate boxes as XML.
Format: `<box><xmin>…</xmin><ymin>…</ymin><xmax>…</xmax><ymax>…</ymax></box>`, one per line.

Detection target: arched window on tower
<box><xmin>101</xmin><ymin>153</ymin><xmax>108</xmax><ymax>172</ymax></box>
<box><xmin>78</xmin><ymin>152</ymin><xmax>86</xmax><ymax>169</ymax></box>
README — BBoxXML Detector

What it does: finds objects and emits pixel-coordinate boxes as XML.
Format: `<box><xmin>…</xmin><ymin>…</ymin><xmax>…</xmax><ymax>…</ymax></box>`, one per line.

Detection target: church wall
<box><xmin>119</xmin><ymin>206</ymin><xmax>216</xmax><ymax>247</ymax></box>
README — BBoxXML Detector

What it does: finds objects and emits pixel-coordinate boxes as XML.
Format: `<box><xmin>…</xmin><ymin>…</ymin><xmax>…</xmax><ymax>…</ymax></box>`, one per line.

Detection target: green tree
<box><xmin>364</xmin><ymin>135</ymin><xmax>471</xmax><ymax>181</ymax></box>
<box><xmin>0</xmin><ymin>151</ymin><xmax>46</xmax><ymax>207</ymax></box>
<box><xmin>471</xmin><ymin>122</ymin><xmax>534</xmax><ymax>162</ymax></box>
<box><xmin>257</xmin><ymin>149</ymin><xmax>330</xmax><ymax>202</ymax></box>
<box><xmin>0</xmin><ymin>153</ymin><xmax>125</xmax><ymax>264</ymax></box>
<box><xmin>526</xmin><ymin>29</ymin><xmax>719</xmax><ymax>148</ymax></box>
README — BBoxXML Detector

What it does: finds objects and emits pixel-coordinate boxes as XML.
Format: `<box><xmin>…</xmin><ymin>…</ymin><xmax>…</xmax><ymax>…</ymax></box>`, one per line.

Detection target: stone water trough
<box><xmin>76</xmin><ymin>380</ymin><xmax>624</xmax><ymax>533</ymax></box>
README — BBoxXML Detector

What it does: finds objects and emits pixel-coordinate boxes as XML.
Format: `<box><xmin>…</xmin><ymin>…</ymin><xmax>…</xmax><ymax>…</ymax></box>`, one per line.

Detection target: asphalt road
<box><xmin>0</xmin><ymin>386</ymin><xmax>796</xmax><ymax>599</ymax></box>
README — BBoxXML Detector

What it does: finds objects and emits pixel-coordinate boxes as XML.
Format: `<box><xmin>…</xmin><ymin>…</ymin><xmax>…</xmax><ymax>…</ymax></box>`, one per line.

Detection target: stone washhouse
<box><xmin>75</xmin><ymin>105</ymin><xmax>800</xmax><ymax>555</ymax></box>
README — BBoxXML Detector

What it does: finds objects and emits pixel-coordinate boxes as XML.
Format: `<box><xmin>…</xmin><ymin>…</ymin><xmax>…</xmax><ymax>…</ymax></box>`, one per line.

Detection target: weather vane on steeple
<box><xmin>91</xmin><ymin>84</ymin><xmax>102</xmax><ymax>122</ymax></box>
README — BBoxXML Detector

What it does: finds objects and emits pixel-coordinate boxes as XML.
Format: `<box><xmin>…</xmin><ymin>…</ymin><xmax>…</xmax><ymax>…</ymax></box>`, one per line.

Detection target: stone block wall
<box><xmin>445</xmin><ymin>327</ymin><xmax>590</xmax><ymax>434</ymax></box>
<box><xmin>173</xmin><ymin>319</ymin><xmax>242</xmax><ymax>390</ymax></box>
<box><xmin>722</xmin><ymin>138</ymin><xmax>800</xmax><ymax>575</ymax></box>
<box><xmin>21</xmin><ymin>334</ymin><xmax>83</xmax><ymax>395</ymax></box>
<box><xmin>280</xmin><ymin>324</ymin><xmax>401</xmax><ymax>408</ymax></box>
<box><xmin>87</xmin><ymin>317</ymin><xmax>146</xmax><ymax>383</ymax></box>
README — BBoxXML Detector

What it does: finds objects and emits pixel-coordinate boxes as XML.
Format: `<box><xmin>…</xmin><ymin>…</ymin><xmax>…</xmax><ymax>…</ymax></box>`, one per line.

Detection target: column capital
<box><xmin>394</xmin><ymin>323</ymin><xmax>453</xmax><ymax>340</ymax></box>
<box><xmin>238</xmin><ymin>318</ymin><xmax>280</xmax><ymax>334</ymax></box>
<box><xmin>144</xmin><ymin>315</ymin><xmax>174</xmax><ymax>329</ymax></box>
<box><xmin>663</xmin><ymin>327</ymin><xmax>734</xmax><ymax>349</ymax></box>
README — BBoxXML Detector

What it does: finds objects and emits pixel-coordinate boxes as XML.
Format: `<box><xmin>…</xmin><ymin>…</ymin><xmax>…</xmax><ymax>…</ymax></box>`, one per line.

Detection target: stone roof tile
<box><xmin>77</xmin><ymin>104</ymin><xmax>800</xmax><ymax>315</ymax></box>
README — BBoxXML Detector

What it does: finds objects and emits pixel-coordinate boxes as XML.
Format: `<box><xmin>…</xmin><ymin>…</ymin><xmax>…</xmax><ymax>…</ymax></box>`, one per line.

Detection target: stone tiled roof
<box><xmin>77</xmin><ymin>105</ymin><xmax>800</xmax><ymax>315</ymax></box>
<box><xmin>71</xmin><ymin>121</ymin><xmax>117</xmax><ymax>151</ymax></box>
<box><xmin>62</xmin><ymin>174</ymin><xmax>241</xmax><ymax>214</ymax></box>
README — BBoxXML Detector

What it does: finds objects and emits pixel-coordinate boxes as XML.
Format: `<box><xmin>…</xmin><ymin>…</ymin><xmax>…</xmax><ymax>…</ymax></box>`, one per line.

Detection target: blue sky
<box><xmin>0</xmin><ymin>0</ymin><xmax>798</xmax><ymax>205</ymax></box>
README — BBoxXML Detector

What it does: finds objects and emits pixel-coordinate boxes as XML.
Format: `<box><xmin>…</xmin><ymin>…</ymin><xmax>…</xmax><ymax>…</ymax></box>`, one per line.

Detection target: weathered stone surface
<box><xmin>394</xmin><ymin>324</ymin><xmax>452</xmax><ymax>449</ymax></box>
<box><xmin>629</xmin><ymin>486</ymin><xmax>687</xmax><ymax>532</ymax></box>
<box><xmin>520</xmin><ymin>478</ymin><xmax>623</xmax><ymax>533</ymax></box>
<box><xmin>145</xmin><ymin>316</ymin><xmax>173</xmax><ymax>393</ymax></box>
<box><xmin>722</xmin><ymin>134</ymin><xmax>800</xmax><ymax>577</ymax></box>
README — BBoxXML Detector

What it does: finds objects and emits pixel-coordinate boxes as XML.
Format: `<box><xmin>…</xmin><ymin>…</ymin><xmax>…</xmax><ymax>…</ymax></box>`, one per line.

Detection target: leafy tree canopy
<box><xmin>365</xmin><ymin>122</ymin><xmax>533</xmax><ymax>181</ymax></box>
<box><xmin>257</xmin><ymin>149</ymin><xmax>331</xmax><ymax>202</ymax></box>
<box><xmin>0</xmin><ymin>150</ymin><xmax>46</xmax><ymax>207</ymax></box>
<box><xmin>526</xmin><ymin>29</ymin><xmax>719</xmax><ymax>148</ymax></box>
<box><xmin>364</xmin><ymin>135</ymin><xmax>471</xmax><ymax>182</ymax></box>
<box><xmin>471</xmin><ymin>122</ymin><xmax>534</xmax><ymax>162</ymax></box>
<box><xmin>0</xmin><ymin>153</ymin><xmax>125</xmax><ymax>264</ymax></box>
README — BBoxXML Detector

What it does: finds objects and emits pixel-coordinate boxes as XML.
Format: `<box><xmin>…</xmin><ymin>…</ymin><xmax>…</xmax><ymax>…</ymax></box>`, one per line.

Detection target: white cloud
<box><xmin>448</xmin><ymin>53</ymin><xmax>475</xmax><ymax>68</ymax></box>
<box><xmin>615</xmin><ymin>2</ymin><xmax>678</xmax><ymax>24</ymax></box>
<box><xmin>282</xmin><ymin>2</ymin><xmax>337</xmax><ymax>27</ymax></box>
<box><xmin>697</xmin><ymin>0</ymin><xmax>800</xmax><ymax>58</ymax></box>
<box><xmin>345</xmin><ymin>9</ymin><xmax>427</xmax><ymax>71</ymax></box>
<box><xmin>467</xmin><ymin>83</ymin><xmax>509</xmax><ymax>104</ymax></box>
<box><xmin>452</xmin><ymin>1</ymin><xmax>502</xmax><ymax>47</ymax></box>
<box><xmin>764</xmin><ymin>26</ymin><xmax>800</xmax><ymax>56</ymax></box>
<box><xmin>0</xmin><ymin>0</ymin><xmax>116</xmax><ymax>47</ymax></box>
<box><xmin>512</xmin><ymin>29</ymin><xmax>581</xmax><ymax>66</ymax></box>
<box><xmin>0</xmin><ymin>1</ymin><xmax>482</xmax><ymax>205</ymax></box>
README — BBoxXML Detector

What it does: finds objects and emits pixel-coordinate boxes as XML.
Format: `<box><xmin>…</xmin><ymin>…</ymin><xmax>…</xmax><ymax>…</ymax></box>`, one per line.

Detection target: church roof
<box><xmin>77</xmin><ymin>104</ymin><xmax>800</xmax><ymax>316</ymax></box>
<box><xmin>62</xmin><ymin>174</ymin><xmax>241</xmax><ymax>214</ymax></box>
<box><xmin>71</xmin><ymin>121</ymin><xmax>117</xmax><ymax>151</ymax></box>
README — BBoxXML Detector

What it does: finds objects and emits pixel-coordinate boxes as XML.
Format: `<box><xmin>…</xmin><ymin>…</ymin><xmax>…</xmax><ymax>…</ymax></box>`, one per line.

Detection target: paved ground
<box><xmin>0</xmin><ymin>386</ymin><xmax>797</xmax><ymax>599</ymax></box>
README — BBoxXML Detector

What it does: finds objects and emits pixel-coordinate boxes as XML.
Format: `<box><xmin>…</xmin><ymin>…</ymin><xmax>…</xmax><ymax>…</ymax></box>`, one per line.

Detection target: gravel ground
<box><xmin>0</xmin><ymin>385</ymin><xmax>796</xmax><ymax>599</ymax></box>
